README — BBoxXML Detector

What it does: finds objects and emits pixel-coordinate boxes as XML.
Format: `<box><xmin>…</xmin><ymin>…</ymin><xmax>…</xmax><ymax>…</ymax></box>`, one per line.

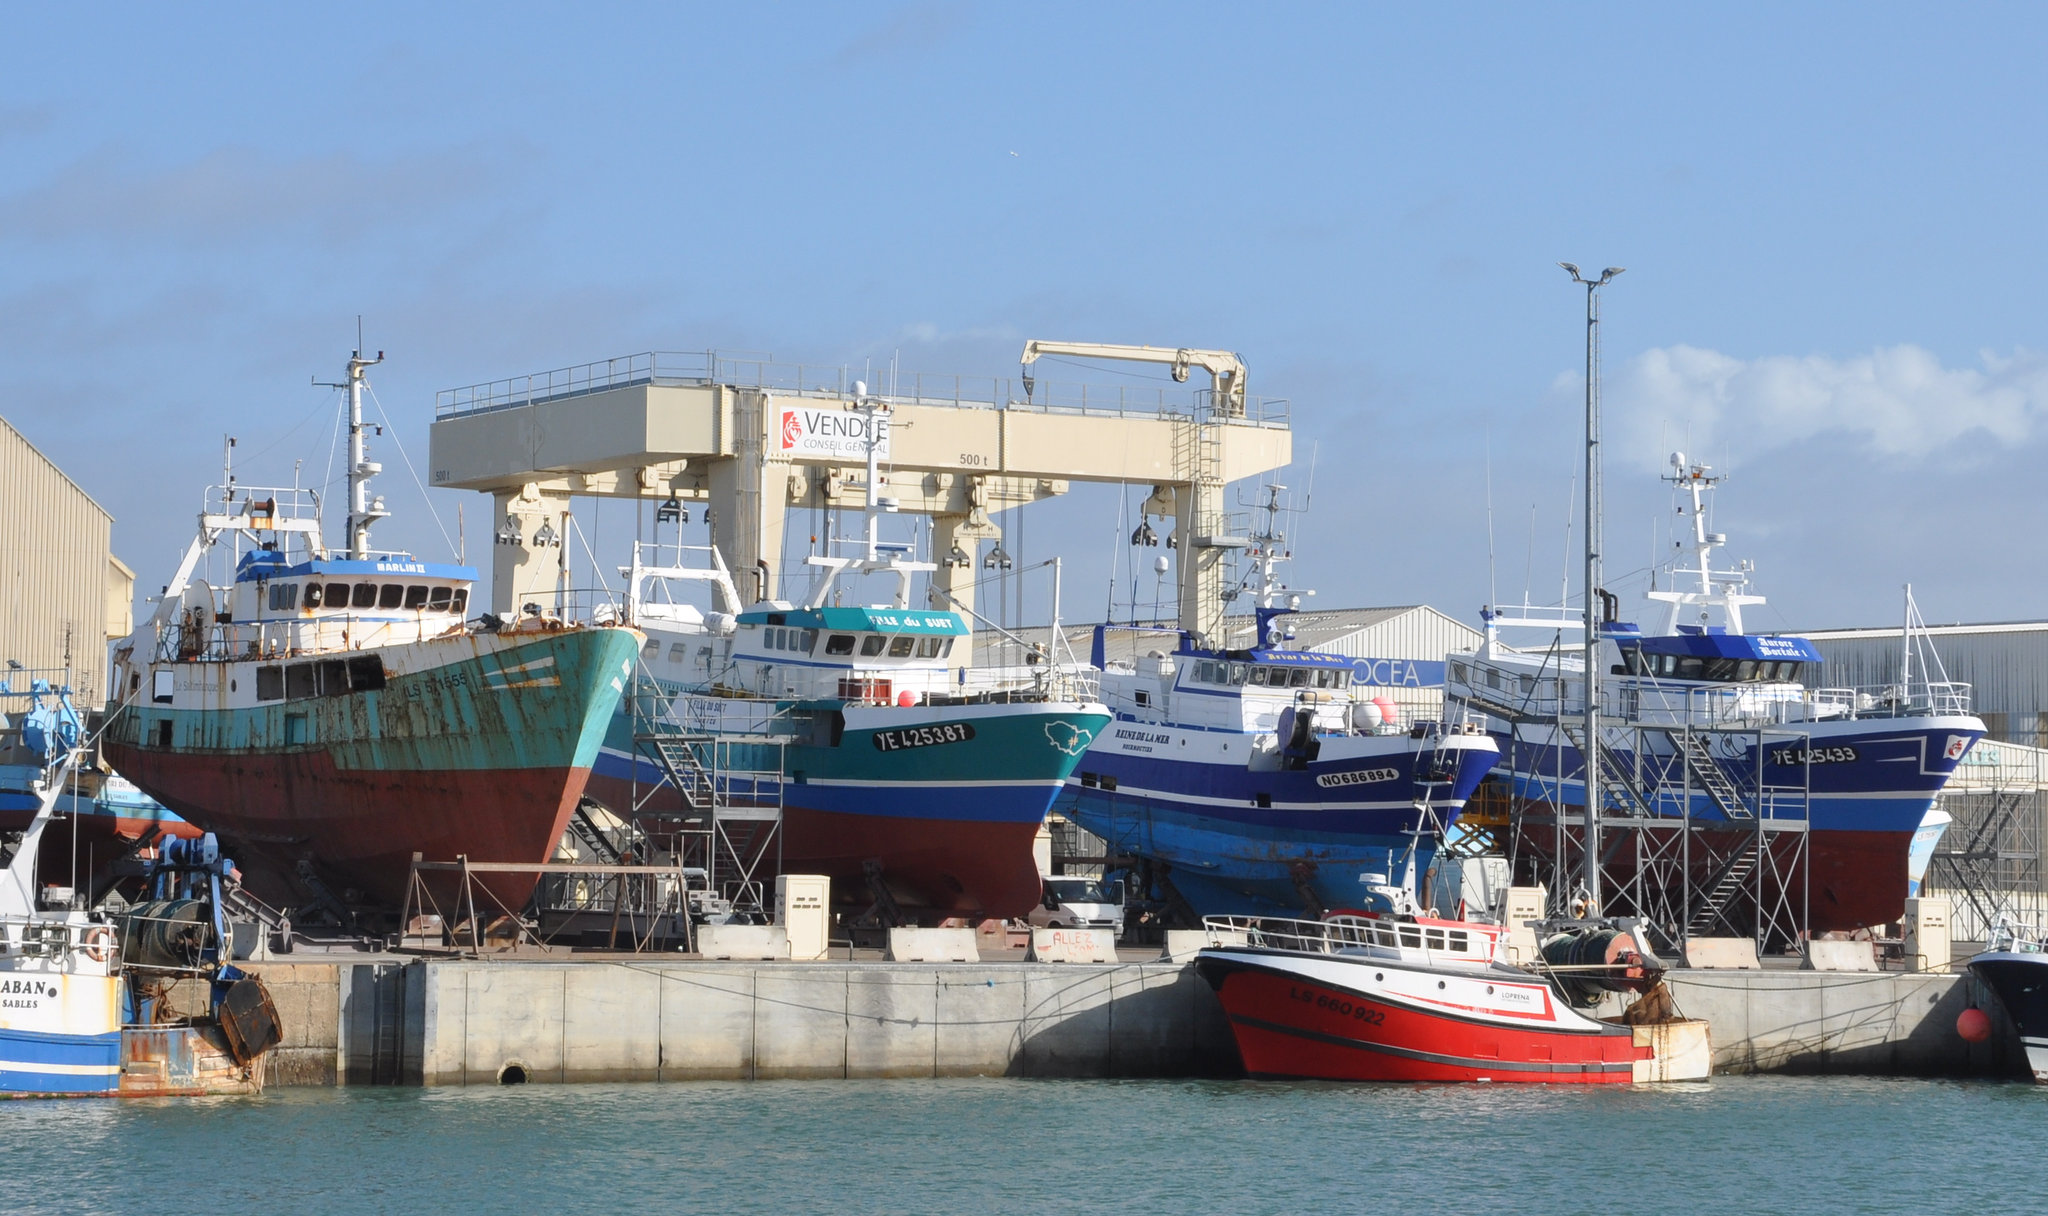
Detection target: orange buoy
<box><xmin>1957</xmin><ymin>1007</ymin><xmax>1992</xmax><ymax>1042</ymax></box>
<box><xmin>896</xmin><ymin>690</ymin><xmax>917</xmax><ymax>707</ymax></box>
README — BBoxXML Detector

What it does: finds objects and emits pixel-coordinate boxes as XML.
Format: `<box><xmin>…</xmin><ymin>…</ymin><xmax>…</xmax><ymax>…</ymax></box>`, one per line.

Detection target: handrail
<box><xmin>435</xmin><ymin>348</ymin><xmax>1293</xmax><ymax>428</ymax></box>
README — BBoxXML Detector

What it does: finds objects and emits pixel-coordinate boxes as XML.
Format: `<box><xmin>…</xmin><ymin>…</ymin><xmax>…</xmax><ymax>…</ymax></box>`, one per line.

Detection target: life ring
<box><xmin>83</xmin><ymin>927</ymin><xmax>115</xmax><ymax>964</ymax></box>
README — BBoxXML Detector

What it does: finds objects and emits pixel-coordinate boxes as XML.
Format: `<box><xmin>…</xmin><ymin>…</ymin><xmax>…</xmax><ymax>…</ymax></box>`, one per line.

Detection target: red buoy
<box><xmin>1957</xmin><ymin>1007</ymin><xmax>1992</xmax><ymax>1043</ymax></box>
<box><xmin>896</xmin><ymin>690</ymin><xmax>917</xmax><ymax>707</ymax></box>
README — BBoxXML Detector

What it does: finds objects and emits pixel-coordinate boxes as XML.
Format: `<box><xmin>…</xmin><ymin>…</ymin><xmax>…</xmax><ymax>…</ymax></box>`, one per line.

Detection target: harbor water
<box><xmin>7</xmin><ymin>1075</ymin><xmax>2038</xmax><ymax>1214</ymax></box>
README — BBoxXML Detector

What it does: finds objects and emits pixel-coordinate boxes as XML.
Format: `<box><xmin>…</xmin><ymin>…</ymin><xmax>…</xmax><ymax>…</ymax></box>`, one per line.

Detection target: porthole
<box><xmin>1438</xmin><ymin>980</ymin><xmax>1446</xmax><ymax>990</ymax></box>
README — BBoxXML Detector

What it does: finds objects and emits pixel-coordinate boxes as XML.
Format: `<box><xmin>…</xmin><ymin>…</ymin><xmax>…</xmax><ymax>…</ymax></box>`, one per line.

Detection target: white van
<box><xmin>1027</xmin><ymin>875</ymin><xmax>1125</xmax><ymax>936</ymax></box>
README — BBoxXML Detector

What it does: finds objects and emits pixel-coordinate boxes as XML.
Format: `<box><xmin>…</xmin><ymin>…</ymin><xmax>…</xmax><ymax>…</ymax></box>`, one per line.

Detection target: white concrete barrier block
<box><xmin>1159</xmin><ymin>927</ymin><xmax>1250</xmax><ymax>962</ymax></box>
<box><xmin>1805</xmin><ymin>939</ymin><xmax>1879</xmax><ymax>972</ymax></box>
<box><xmin>1683</xmin><ymin>937</ymin><xmax>1762</xmax><ymax>970</ymax></box>
<box><xmin>1026</xmin><ymin>927</ymin><xmax>1118</xmax><ymax>964</ymax></box>
<box><xmin>696</xmin><ymin>924</ymin><xmax>788</xmax><ymax>961</ymax></box>
<box><xmin>886</xmin><ymin>927</ymin><xmax>980</xmax><ymax>963</ymax></box>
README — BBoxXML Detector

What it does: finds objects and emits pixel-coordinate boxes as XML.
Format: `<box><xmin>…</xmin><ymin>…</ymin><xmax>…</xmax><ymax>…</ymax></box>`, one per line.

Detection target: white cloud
<box><xmin>1605</xmin><ymin>343</ymin><xmax>2048</xmax><ymax>465</ymax></box>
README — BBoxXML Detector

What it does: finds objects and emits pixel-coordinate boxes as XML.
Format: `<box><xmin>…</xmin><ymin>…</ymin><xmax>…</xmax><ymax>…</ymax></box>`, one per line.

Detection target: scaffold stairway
<box><xmin>1686</xmin><ymin>837</ymin><xmax>1762</xmax><ymax>936</ymax></box>
<box><xmin>1670</xmin><ymin>729</ymin><xmax>1754</xmax><ymax>820</ymax></box>
<box><xmin>1559</xmin><ymin>723</ymin><xmax>1656</xmax><ymax>817</ymax></box>
<box><xmin>643</xmin><ymin>734</ymin><xmax>715</xmax><ymax>811</ymax></box>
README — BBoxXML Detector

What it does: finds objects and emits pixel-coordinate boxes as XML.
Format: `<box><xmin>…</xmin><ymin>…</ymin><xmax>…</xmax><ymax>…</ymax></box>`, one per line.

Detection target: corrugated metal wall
<box><xmin>1809</xmin><ymin>629</ymin><xmax>2048</xmax><ymax>744</ymax></box>
<box><xmin>0</xmin><ymin>415</ymin><xmax>126</xmax><ymax>700</ymax></box>
<box><xmin>1304</xmin><ymin>606</ymin><xmax>1483</xmax><ymax>723</ymax></box>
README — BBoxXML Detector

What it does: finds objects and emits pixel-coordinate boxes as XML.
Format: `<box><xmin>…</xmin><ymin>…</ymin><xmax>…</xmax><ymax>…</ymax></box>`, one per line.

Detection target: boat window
<box><xmin>667</xmin><ymin>641</ymin><xmax>689</xmax><ymax>661</ymax></box>
<box><xmin>1228</xmin><ymin>662</ymin><xmax>1247</xmax><ymax>685</ymax></box>
<box><xmin>916</xmin><ymin>636</ymin><xmax>942</xmax><ymax>658</ymax></box>
<box><xmin>888</xmin><ymin>636</ymin><xmax>914</xmax><ymax>658</ymax></box>
<box><xmin>1425</xmin><ymin>929</ymin><xmax>1447</xmax><ymax>950</ymax></box>
<box><xmin>1315</xmin><ymin>669</ymin><xmax>1332</xmax><ymax>689</ymax></box>
<box><xmin>303</xmin><ymin>583</ymin><xmax>324</xmax><ymax>609</ymax></box>
<box><xmin>378</xmin><ymin>584</ymin><xmax>405</xmax><ymax>610</ymax></box>
<box><xmin>767</xmin><ymin>627</ymin><xmax>783</xmax><ymax>650</ymax></box>
<box><xmin>1334</xmin><ymin>671</ymin><xmax>1350</xmax><ymax>689</ymax></box>
<box><xmin>1248</xmin><ymin>667</ymin><xmax>1268</xmax><ymax>686</ymax></box>
<box><xmin>452</xmin><ymin>589</ymin><xmax>468</xmax><ymax>615</ymax></box>
<box><xmin>318</xmin><ymin>659</ymin><xmax>349</xmax><ymax>695</ymax></box>
<box><xmin>404</xmin><ymin>585</ymin><xmax>430</xmax><ymax>610</ymax></box>
<box><xmin>941</xmin><ymin>638</ymin><xmax>955</xmax><ymax>657</ymax></box>
<box><xmin>1373</xmin><ymin>924</ymin><xmax>1397</xmax><ymax>947</ymax></box>
<box><xmin>256</xmin><ymin>665</ymin><xmax>284</xmax><ymax>701</ymax></box>
<box><xmin>352</xmin><ymin>583</ymin><xmax>378</xmax><ymax>609</ymax></box>
<box><xmin>1677</xmin><ymin>656</ymin><xmax>1705</xmax><ymax>680</ymax></box>
<box><xmin>285</xmin><ymin>663</ymin><xmax>317</xmax><ymax>700</ymax></box>
<box><xmin>268</xmin><ymin>583</ymin><xmax>298</xmax><ymax>612</ymax></box>
<box><xmin>642</xmin><ymin>638</ymin><xmax>660</xmax><ymax>658</ymax></box>
<box><xmin>324</xmin><ymin>583</ymin><xmax>348</xmax><ymax>608</ymax></box>
<box><xmin>1448</xmin><ymin>931</ymin><xmax>1469</xmax><ymax>952</ymax></box>
<box><xmin>428</xmin><ymin>586</ymin><xmax>452</xmax><ymax>610</ymax></box>
<box><xmin>860</xmin><ymin>635</ymin><xmax>887</xmax><ymax>657</ymax></box>
<box><xmin>347</xmin><ymin>656</ymin><xmax>386</xmax><ymax>691</ymax></box>
<box><xmin>1398</xmin><ymin>926</ymin><xmax>1422</xmax><ymax>948</ymax></box>
<box><xmin>1290</xmin><ymin>669</ymin><xmax>1311</xmax><ymax>688</ymax></box>
<box><xmin>826</xmin><ymin>634</ymin><xmax>856</xmax><ymax>656</ymax></box>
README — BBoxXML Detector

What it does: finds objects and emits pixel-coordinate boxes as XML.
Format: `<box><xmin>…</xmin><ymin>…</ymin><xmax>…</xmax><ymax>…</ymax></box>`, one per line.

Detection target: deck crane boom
<box><xmin>1019</xmin><ymin>340</ymin><xmax>1248</xmax><ymax>416</ymax></box>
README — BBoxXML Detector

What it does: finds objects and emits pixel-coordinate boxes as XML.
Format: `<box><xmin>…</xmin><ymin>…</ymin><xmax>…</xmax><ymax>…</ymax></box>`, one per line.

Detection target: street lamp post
<box><xmin>1559</xmin><ymin>261</ymin><xmax>1623</xmax><ymax>916</ymax></box>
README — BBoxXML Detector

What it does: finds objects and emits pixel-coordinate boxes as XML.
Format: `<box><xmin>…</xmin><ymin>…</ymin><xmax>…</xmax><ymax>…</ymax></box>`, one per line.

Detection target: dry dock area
<box><xmin>226</xmin><ymin>954</ymin><xmax>2030</xmax><ymax>1087</ymax></box>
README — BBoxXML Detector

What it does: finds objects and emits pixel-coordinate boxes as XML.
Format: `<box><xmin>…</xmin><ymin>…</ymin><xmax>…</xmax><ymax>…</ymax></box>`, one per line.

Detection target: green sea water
<box><xmin>5</xmin><ymin>1075</ymin><xmax>2034</xmax><ymax>1215</ymax></box>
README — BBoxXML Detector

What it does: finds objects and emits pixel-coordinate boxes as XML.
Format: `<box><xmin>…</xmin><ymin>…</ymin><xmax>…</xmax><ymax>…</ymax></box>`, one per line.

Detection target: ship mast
<box><xmin>342</xmin><ymin>349</ymin><xmax>386</xmax><ymax>559</ymax></box>
<box><xmin>1560</xmin><ymin>262</ymin><xmax>1622</xmax><ymax>916</ymax></box>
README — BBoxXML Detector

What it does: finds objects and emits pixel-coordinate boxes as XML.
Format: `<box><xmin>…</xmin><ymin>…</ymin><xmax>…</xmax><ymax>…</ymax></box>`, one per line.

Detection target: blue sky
<box><xmin>6</xmin><ymin>4</ymin><xmax>2046</xmax><ymax>635</ymax></box>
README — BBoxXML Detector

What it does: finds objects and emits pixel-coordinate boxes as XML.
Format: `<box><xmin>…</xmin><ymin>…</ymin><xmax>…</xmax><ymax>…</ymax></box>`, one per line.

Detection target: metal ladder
<box><xmin>1686</xmin><ymin>837</ymin><xmax>1762</xmax><ymax>936</ymax></box>
<box><xmin>1559</xmin><ymin>722</ymin><xmax>1657</xmax><ymax>817</ymax></box>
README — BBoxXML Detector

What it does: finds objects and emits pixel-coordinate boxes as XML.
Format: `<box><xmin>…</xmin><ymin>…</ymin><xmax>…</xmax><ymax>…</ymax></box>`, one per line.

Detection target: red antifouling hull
<box><xmin>101</xmin><ymin>743</ymin><xmax>588</xmax><ymax>910</ymax></box>
<box><xmin>778</xmin><ymin>803</ymin><xmax>1044</xmax><ymax>921</ymax></box>
<box><xmin>1204</xmin><ymin>963</ymin><xmax>1644</xmax><ymax>1084</ymax></box>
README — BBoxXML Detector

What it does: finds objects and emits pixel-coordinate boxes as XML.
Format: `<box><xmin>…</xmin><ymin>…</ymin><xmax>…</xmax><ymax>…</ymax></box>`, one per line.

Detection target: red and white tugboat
<box><xmin>1194</xmin><ymin>884</ymin><xmax>1707</xmax><ymax>1083</ymax></box>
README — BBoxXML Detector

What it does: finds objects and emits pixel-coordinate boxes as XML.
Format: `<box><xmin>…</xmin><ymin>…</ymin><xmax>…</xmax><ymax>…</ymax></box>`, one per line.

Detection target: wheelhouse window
<box><xmin>404</xmin><ymin>585</ymin><xmax>430</xmax><ymax>609</ymax></box>
<box><xmin>303</xmin><ymin>583</ymin><xmax>324</xmax><ymax>608</ymax></box>
<box><xmin>428</xmin><ymin>586</ymin><xmax>453</xmax><ymax>611</ymax></box>
<box><xmin>642</xmin><ymin>638</ymin><xmax>660</xmax><ymax>658</ymax></box>
<box><xmin>378</xmin><ymin>584</ymin><xmax>405</xmax><ymax>610</ymax></box>
<box><xmin>825</xmin><ymin>634</ymin><xmax>856</xmax><ymax>656</ymax></box>
<box><xmin>667</xmin><ymin>641</ymin><xmax>689</xmax><ymax>661</ymax></box>
<box><xmin>352</xmin><ymin>583</ymin><xmax>377</xmax><ymax>609</ymax></box>
<box><xmin>859</xmin><ymin>636</ymin><xmax>887</xmax><ymax>657</ymax></box>
<box><xmin>451</xmin><ymin>589</ymin><xmax>468</xmax><ymax>615</ymax></box>
<box><xmin>916</xmin><ymin>636</ymin><xmax>942</xmax><ymax>658</ymax></box>
<box><xmin>327</xmin><ymin>582</ymin><xmax>350</xmax><ymax>608</ymax></box>
<box><xmin>256</xmin><ymin>665</ymin><xmax>284</xmax><ymax>701</ymax></box>
<box><xmin>267</xmin><ymin>583</ymin><xmax>299</xmax><ymax>612</ymax></box>
<box><xmin>887</xmin><ymin>636</ymin><xmax>914</xmax><ymax>658</ymax></box>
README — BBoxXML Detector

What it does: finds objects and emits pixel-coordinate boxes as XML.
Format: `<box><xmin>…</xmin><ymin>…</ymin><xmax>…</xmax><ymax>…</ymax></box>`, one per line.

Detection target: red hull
<box><xmin>584</xmin><ymin>773</ymin><xmax>1041</xmax><ymax>921</ymax></box>
<box><xmin>1518</xmin><ymin>820</ymin><xmax>1913</xmax><ymax>933</ymax></box>
<box><xmin>1200</xmin><ymin>956</ymin><xmax>1645</xmax><ymax>1083</ymax></box>
<box><xmin>780</xmin><ymin>804</ymin><xmax>1042</xmax><ymax>921</ymax></box>
<box><xmin>99</xmin><ymin>743</ymin><xmax>587</xmax><ymax>910</ymax></box>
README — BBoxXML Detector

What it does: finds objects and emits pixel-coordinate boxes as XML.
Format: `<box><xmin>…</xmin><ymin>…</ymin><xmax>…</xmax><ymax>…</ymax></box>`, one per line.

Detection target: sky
<box><xmin>5</xmin><ymin>3</ymin><xmax>2047</xmax><ymax>638</ymax></box>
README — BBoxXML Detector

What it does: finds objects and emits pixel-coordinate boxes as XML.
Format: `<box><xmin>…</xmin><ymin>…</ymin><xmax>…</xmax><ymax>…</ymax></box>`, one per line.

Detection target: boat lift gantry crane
<box><xmin>427</xmin><ymin>341</ymin><xmax>1289</xmax><ymax>646</ymax></box>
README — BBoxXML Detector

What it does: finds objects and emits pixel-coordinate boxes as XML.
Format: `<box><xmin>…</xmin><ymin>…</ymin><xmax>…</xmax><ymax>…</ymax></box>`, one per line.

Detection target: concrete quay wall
<box><xmin>227</xmin><ymin>957</ymin><xmax>2032</xmax><ymax>1086</ymax></box>
<box><xmin>395</xmin><ymin>960</ymin><xmax>1239</xmax><ymax>1086</ymax></box>
<box><xmin>1664</xmin><ymin>969</ymin><xmax>2026</xmax><ymax>1077</ymax></box>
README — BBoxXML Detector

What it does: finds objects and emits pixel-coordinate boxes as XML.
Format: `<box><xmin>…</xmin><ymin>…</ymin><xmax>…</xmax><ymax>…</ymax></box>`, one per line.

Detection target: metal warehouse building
<box><xmin>0</xmin><ymin>413</ymin><xmax>134</xmax><ymax>700</ymax></box>
<box><xmin>986</xmin><ymin>604</ymin><xmax>1479</xmax><ymax>723</ymax></box>
<box><xmin>1802</xmin><ymin>621</ymin><xmax>2048</xmax><ymax>746</ymax></box>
